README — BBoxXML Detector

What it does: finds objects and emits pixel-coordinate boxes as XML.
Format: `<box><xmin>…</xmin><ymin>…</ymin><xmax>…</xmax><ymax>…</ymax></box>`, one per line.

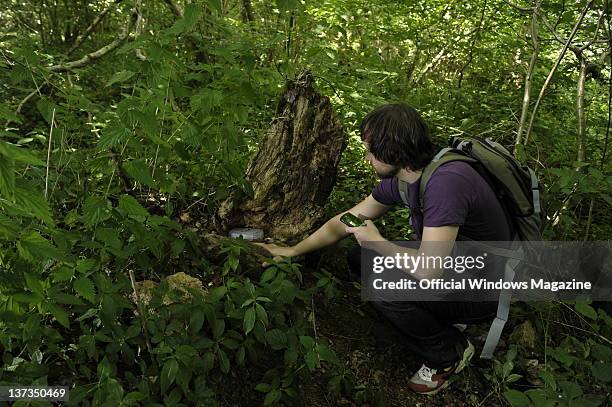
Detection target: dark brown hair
<box><xmin>359</xmin><ymin>103</ymin><xmax>436</xmax><ymax>171</ymax></box>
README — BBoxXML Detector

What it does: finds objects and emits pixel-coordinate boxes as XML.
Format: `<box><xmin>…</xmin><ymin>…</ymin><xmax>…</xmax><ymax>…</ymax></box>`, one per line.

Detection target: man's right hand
<box><xmin>253</xmin><ymin>242</ymin><xmax>297</xmax><ymax>261</ymax></box>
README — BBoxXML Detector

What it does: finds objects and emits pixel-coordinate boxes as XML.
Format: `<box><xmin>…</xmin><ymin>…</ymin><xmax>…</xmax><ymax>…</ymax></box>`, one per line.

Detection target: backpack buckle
<box><xmin>457</xmin><ymin>140</ymin><xmax>473</xmax><ymax>153</ymax></box>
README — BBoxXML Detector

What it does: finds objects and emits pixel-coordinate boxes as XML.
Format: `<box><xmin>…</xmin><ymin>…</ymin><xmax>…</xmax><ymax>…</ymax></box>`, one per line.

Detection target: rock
<box><xmin>129</xmin><ymin>272</ymin><xmax>208</xmax><ymax>313</ymax></box>
<box><xmin>164</xmin><ymin>271</ymin><xmax>207</xmax><ymax>304</ymax></box>
<box><xmin>509</xmin><ymin>320</ymin><xmax>537</xmax><ymax>349</ymax></box>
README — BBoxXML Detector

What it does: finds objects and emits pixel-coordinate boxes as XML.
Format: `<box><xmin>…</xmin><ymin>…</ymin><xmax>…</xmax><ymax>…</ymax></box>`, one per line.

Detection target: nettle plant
<box><xmin>0</xmin><ymin>181</ymin><xmax>352</xmax><ymax>406</ymax></box>
<box><xmin>499</xmin><ymin>303</ymin><xmax>612</xmax><ymax>407</ymax></box>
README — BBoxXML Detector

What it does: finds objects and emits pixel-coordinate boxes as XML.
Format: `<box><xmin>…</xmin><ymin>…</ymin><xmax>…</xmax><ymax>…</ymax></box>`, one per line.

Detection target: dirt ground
<box><xmin>213</xmin><ymin>245</ymin><xmax>510</xmax><ymax>407</ymax></box>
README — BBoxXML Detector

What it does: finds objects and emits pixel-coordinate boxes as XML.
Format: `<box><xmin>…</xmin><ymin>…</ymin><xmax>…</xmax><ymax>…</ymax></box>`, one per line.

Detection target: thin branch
<box><xmin>539</xmin><ymin>12</ymin><xmax>568</xmax><ymax>46</ymax></box>
<box><xmin>44</xmin><ymin>108</ymin><xmax>56</xmax><ymax>199</ymax></box>
<box><xmin>502</xmin><ymin>0</ymin><xmax>532</xmax><ymax>13</ymax></box>
<box><xmin>602</xmin><ymin>1</ymin><xmax>611</xmax><ymax>170</ymax></box>
<box><xmin>134</xmin><ymin>5</ymin><xmax>147</xmax><ymax>61</ymax></box>
<box><xmin>129</xmin><ymin>270</ymin><xmax>155</xmax><ymax>360</ymax></box>
<box><xmin>457</xmin><ymin>0</ymin><xmax>488</xmax><ymax>89</ymax></box>
<box><xmin>49</xmin><ymin>26</ymin><xmax>132</xmax><ymax>72</ymax></box>
<box><xmin>515</xmin><ymin>1</ymin><xmax>540</xmax><ymax>147</ymax></box>
<box><xmin>48</xmin><ymin>1</ymin><xmax>140</xmax><ymax>73</ymax></box>
<box><xmin>162</xmin><ymin>0</ymin><xmax>184</xmax><ymax>18</ymax></box>
<box><xmin>523</xmin><ymin>0</ymin><xmax>596</xmax><ymax>145</ymax></box>
<box><xmin>579</xmin><ymin>7</ymin><xmax>605</xmax><ymax>52</ymax></box>
<box><xmin>67</xmin><ymin>1</ymin><xmax>121</xmax><ymax>55</ymax></box>
<box><xmin>16</xmin><ymin>82</ymin><xmax>48</xmax><ymax>114</ymax></box>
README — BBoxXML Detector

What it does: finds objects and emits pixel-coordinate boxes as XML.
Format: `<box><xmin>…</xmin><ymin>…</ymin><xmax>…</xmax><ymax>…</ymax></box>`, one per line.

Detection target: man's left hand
<box><xmin>345</xmin><ymin>220</ymin><xmax>385</xmax><ymax>245</ymax></box>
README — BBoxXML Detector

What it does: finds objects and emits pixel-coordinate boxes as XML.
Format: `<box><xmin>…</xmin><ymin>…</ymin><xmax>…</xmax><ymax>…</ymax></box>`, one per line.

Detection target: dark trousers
<box><xmin>347</xmin><ymin>245</ymin><xmax>497</xmax><ymax>368</ymax></box>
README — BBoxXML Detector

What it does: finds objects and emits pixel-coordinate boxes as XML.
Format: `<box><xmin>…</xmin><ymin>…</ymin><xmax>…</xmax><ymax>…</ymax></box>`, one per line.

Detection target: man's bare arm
<box><xmin>256</xmin><ymin>194</ymin><xmax>392</xmax><ymax>257</ymax></box>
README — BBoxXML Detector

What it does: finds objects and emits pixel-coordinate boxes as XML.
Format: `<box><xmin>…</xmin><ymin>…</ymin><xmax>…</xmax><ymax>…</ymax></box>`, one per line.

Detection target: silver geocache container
<box><xmin>228</xmin><ymin>228</ymin><xmax>264</xmax><ymax>242</ymax></box>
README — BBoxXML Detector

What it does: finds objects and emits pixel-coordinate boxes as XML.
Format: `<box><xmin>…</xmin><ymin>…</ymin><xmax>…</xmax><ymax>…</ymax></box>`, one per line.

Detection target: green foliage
<box><xmin>1</xmin><ymin>0</ymin><xmax>611</xmax><ymax>404</ymax></box>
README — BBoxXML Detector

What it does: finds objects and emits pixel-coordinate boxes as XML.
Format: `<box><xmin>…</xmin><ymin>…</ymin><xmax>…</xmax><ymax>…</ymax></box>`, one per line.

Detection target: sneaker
<box><xmin>407</xmin><ymin>340</ymin><xmax>475</xmax><ymax>395</ymax></box>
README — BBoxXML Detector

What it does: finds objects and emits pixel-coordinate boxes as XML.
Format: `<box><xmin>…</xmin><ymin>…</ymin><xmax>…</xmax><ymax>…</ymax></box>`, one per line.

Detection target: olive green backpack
<box><xmin>398</xmin><ymin>136</ymin><xmax>545</xmax><ymax>359</ymax></box>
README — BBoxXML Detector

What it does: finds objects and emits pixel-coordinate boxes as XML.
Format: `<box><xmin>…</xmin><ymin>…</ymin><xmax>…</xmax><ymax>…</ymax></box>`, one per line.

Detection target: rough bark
<box><xmin>216</xmin><ymin>72</ymin><xmax>346</xmax><ymax>242</ymax></box>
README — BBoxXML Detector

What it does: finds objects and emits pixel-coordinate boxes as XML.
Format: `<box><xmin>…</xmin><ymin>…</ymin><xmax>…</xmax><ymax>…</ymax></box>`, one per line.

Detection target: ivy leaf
<box><xmin>74</xmin><ymin>277</ymin><xmax>96</xmax><ymax>303</ymax></box>
<box><xmin>243</xmin><ymin>307</ymin><xmax>256</xmax><ymax>335</ymax></box>
<box><xmin>124</xmin><ymin>159</ymin><xmax>155</xmax><ymax>187</ymax></box>
<box><xmin>160</xmin><ymin>358</ymin><xmax>179</xmax><ymax>393</ymax></box>
<box><xmin>118</xmin><ymin>195</ymin><xmax>150</xmax><ymax>218</ymax></box>
<box><xmin>106</xmin><ymin>70</ymin><xmax>135</xmax><ymax>87</ymax></box>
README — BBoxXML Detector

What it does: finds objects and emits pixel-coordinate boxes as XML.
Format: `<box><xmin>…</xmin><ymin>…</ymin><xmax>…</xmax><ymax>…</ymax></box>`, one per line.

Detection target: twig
<box><xmin>67</xmin><ymin>2</ymin><xmax>120</xmax><ymax>55</ymax></box>
<box><xmin>542</xmin><ymin>309</ymin><xmax>611</xmax><ymax>346</ymax></box>
<box><xmin>48</xmin><ymin>2</ymin><xmax>140</xmax><ymax>73</ymax></box>
<box><xmin>515</xmin><ymin>2</ymin><xmax>540</xmax><ymax>147</ymax></box>
<box><xmin>602</xmin><ymin>0</ymin><xmax>611</xmax><ymax>171</ymax></box>
<box><xmin>134</xmin><ymin>3</ymin><xmax>147</xmax><ymax>61</ymax></box>
<box><xmin>16</xmin><ymin>83</ymin><xmax>47</xmax><ymax>114</ymax></box>
<box><xmin>583</xmin><ymin>199</ymin><xmax>594</xmax><ymax>241</ymax></box>
<box><xmin>44</xmin><ymin>108</ymin><xmax>56</xmax><ymax>199</ymax></box>
<box><xmin>311</xmin><ymin>298</ymin><xmax>318</xmax><ymax>342</ymax></box>
<box><xmin>502</xmin><ymin>0</ymin><xmax>532</xmax><ymax>13</ymax></box>
<box><xmin>129</xmin><ymin>270</ymin><xmax>155</xmax><ymax>358</ymax></box>
<box><xmin>523</xmin><ymin>0</ymin><xmax>596</xmax><ymax>145</ymax></box>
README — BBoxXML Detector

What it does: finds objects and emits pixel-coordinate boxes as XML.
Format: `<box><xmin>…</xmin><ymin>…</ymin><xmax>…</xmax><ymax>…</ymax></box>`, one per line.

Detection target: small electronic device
<box><xmin>228</xmin><ymin>228</ymin><xmax>264</xmax><ymax>241</ymax></box>
<box><xmin>340</xmin><ymin>212</ymin><xmax>365</xmax><ymax>227</ymax></box>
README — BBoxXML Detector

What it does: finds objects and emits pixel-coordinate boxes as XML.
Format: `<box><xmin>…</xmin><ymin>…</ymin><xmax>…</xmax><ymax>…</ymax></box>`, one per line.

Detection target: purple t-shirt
<box><xmin>372</xmin><ymin>161</ymin><xmax>511</xmax><ymax>241</ymax></box>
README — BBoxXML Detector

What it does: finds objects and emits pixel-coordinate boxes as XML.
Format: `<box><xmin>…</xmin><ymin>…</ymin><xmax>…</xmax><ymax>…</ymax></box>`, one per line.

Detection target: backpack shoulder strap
<box><xmin>418</xmin><ymin>149</ymin><xmax>477</xmax><ymax>209</ymax></box>
<box><xmin>398</xmin><ymin>178</ymin><xmax>410</xmax><ymax>206</ymax></box>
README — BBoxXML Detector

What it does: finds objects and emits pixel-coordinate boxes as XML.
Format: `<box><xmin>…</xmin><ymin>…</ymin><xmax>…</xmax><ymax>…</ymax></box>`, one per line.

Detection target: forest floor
<box><xmin>211</xmin><ymin>244</ymin><xmax>517</xmax><ymax>407</ymax></box>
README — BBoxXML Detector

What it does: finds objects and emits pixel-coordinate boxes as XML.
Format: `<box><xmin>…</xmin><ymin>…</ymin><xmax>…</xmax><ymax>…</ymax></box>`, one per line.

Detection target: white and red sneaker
<box><xmin>407</xmin><ymin>340</ymin><xmax>475</xmax><ymax>395</ymax></box>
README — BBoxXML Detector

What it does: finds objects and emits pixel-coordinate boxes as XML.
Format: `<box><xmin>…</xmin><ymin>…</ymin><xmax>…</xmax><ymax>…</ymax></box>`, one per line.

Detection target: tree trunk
<box><xmin>216</xmin><ymin>72</ymin><xmax>346</xmax><ymax>242</ymax></box>
<box><xmin>576</xmin><ymin>56</ymin><xmax>587</xmax><ymax>163</ymax></box>
<box><xmin>515</xmin><ymin>2</ymin><xmax>539</xmax><ymax>148</ymax></box>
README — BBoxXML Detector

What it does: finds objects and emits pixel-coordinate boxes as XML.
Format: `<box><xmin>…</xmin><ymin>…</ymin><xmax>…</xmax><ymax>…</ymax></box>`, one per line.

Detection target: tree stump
<box><xmin>217</xmin><ymin>72</ymin><xmax>346</xmax><ymax>242</ymax></box>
